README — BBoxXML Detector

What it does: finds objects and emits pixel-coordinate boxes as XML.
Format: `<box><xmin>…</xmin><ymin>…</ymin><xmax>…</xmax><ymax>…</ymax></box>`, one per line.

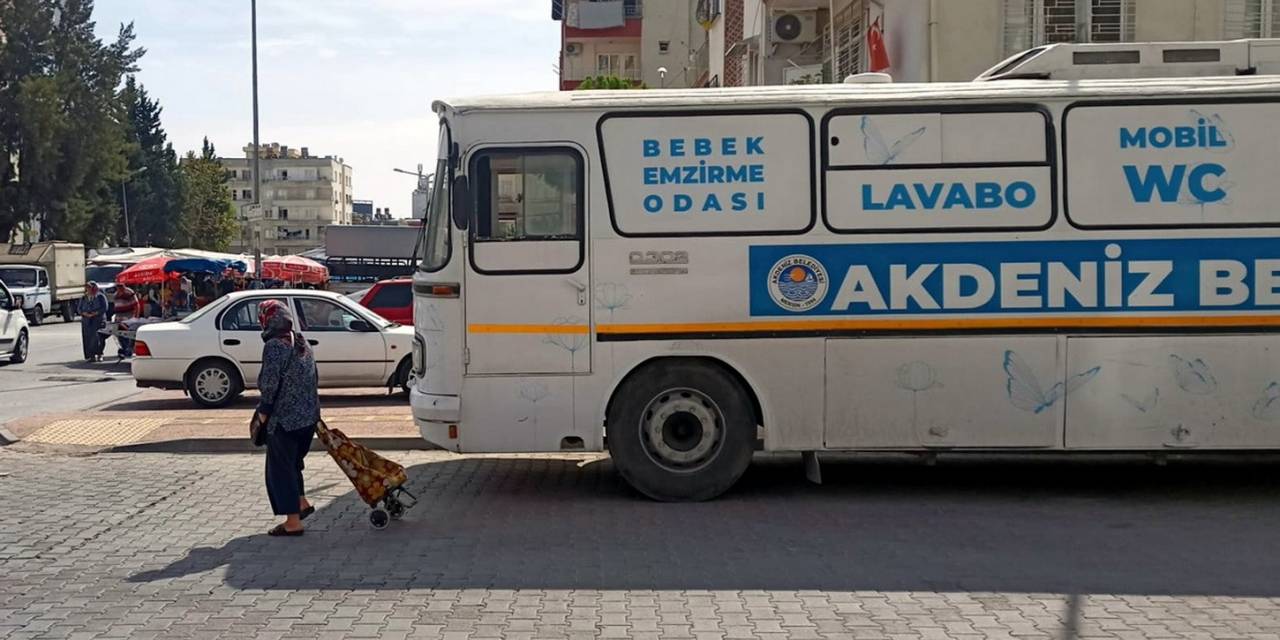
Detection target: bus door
<box><xmin>463</xmin><ymin>146</ymin><xmax>590</xmax><ymax>375</ymax></box>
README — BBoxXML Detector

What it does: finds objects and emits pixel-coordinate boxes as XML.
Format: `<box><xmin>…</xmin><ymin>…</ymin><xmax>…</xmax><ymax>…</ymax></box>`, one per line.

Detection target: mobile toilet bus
<box><xmin>412</xmin><ymin>40</ymin><xmax>1280</xmax><ymax>501</ymax></box>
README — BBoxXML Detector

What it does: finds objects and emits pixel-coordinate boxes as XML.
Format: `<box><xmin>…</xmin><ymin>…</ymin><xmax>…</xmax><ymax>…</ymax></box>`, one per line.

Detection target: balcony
<box><xmin>561</xmin><ymin>0</ymin><xmax>642</xmax><ymax>38</ymax></box>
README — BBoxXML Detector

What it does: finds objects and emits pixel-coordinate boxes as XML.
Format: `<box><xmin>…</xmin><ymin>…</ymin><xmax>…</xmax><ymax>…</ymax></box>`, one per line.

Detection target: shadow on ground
<box><xmin>128</xmin><ymin>454</ymin><xmax>1280</xmax><ymax>596</ymax></box>
<box><xmin>99</xmin><ymin>389</ymin><xmax>407</xmax><ymax>412</ymax></box>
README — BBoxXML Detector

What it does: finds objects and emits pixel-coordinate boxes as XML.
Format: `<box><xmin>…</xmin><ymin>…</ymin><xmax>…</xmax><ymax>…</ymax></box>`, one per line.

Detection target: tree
<box><xmin>117</xmin><ymin>76</ymin><xmax>181</xmax><ymax>247</ymax></box>
<box><xmin>0</xmin><ymin>0</ymin><xmax>144</xmax><ymax>246</ymax></box>
<box><xmin>576</xmin><ymin>75</ymin><xmax>646</xmax><ymax>90</ymax></box>
<box><xmin>177</xmin><ymin>137</ymin><xmax>237</xmax><ymax>251</ymax></box>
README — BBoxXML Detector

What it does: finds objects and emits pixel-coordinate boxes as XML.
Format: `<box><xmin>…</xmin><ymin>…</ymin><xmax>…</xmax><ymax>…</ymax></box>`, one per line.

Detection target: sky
<box><xmin>92</xmin><ymin>0</ymin><xmax>561</xmax><ymax>217</ymax></box>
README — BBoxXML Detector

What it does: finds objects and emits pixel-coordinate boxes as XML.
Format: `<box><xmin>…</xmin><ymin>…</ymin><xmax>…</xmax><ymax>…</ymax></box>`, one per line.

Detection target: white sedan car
<box><xmin>133</xmin><ymin>289</ymin><xmax>414</xmax><ymax>407</ymax></box>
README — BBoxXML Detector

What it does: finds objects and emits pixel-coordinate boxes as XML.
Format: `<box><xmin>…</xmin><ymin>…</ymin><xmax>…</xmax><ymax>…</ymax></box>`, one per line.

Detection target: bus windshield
<box><xmin>418</xmin><ymin>124</ymin><xmax>451</xmax><ymax>272</ymax></box>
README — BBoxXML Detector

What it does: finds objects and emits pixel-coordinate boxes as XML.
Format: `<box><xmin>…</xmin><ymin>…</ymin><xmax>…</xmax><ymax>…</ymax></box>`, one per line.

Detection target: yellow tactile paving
<box><xmin>24</xmin><ymin>417</ymin><xmax>172</xmax><ymax>446</ymax></box>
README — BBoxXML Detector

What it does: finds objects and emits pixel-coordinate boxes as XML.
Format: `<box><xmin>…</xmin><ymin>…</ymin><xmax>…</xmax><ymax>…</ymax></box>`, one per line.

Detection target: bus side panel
<box><xmin>824</xmin><ymin>336</ymin><xmax>1063</xmax><ymax>449</ymax></box>
<box><xmin>459</xmin><ymin>375</ymin><xmax>576</xmax><ymax>452</ymax></box>
<box><xmin>1065</xmin><ymin>335</ymin><xmax>1280</xmax><ymax>449</ymax></box>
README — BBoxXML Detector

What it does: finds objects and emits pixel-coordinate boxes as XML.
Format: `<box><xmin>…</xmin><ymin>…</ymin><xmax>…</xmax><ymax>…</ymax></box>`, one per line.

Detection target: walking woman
<box><xmin>255</xmin><ymin>299</ymin><xmax>320</xmax><ymax>536</ymax></box>
<box><xmin>76</xmin><ymin>283</ymin><xmax>110</xmax><ymax>362</ymax></box>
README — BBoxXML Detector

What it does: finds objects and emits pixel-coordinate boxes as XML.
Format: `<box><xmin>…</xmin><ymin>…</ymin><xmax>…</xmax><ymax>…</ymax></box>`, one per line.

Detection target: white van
<box><xmin>411</xmin><ymin>41</ymin><xmax>1280</xmax><ymax>501</ymax></box>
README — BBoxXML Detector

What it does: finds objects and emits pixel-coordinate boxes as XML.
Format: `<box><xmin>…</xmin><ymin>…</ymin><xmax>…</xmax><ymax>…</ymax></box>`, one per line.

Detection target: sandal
<box><xmin>300</xmin><ymin>506</ymin><xmax>315</xmax><ymax>520</ymax></box>
<box><xmin>268</xmin><ymin>524</ymin><xmax>304</xmax><ymax>537</ymax></box>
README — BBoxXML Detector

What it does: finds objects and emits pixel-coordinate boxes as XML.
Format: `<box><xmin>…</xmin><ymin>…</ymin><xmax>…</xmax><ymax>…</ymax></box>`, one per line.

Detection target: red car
<box><xmin>357</xmin><ymin>278</ymin><xmax>412</xmax><ymax>325</ymax></box>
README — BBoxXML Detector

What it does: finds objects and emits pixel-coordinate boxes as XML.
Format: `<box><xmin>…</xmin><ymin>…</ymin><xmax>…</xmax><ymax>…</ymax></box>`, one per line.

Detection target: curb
<box><xmin>108</xmin><ymin>436</ymin><xmax>437</xmax><ymax>454</ymax></box>
<box><xmin>0</xmin><ymin>426</ymin><xmax>17</xmax><ymax>446</ymax></box>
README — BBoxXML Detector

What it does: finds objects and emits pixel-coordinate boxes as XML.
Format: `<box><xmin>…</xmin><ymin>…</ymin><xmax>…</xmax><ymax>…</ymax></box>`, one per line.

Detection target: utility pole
<box><xmin>251</xmin><ymin>0</ymin><xmax>263</xmax><ymax>271</ymax></box>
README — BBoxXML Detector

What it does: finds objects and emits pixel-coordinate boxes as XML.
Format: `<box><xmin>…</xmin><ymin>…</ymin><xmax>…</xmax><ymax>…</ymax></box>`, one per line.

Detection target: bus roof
<box><xmin>433</xmin><ymin>76</ymin><xmax>1280</xmax><ymax>116</ymax></box>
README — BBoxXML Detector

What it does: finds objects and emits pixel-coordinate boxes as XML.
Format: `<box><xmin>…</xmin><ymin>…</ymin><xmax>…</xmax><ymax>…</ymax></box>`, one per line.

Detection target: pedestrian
<box><xmin>146</xmin><ymin>286</ymin><xmax>162</xmax><ymax>317</ymax></box>
<box><xmin>76</xmin><ymin>283</ymin><xmax>110</xmax><ymax>362</ymax></box>
<box><xmin>112</xmin><ymin>286</ymin><xmax>142</xmax><ymax>360</ymax></box>
<box><xmin>255</xmin><ymin>299</ymin><xmax>320</xmax><ymax>537</ymax></box>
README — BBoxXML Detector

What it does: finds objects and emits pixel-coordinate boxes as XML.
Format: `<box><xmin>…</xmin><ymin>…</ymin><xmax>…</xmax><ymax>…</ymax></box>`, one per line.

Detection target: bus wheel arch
<box><xmin>604</xmin><ymin>356</ymin><xmax>762</xmax><ymax>502</ymax></box>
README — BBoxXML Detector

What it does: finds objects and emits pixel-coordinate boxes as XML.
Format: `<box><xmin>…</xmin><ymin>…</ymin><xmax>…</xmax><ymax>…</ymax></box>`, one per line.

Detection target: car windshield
<box><xmin>418</xmin><ymin>123</ymin><xmax>451</xmax><ymax>272</ymax></box>
<box><xmin>179</xmin><ymin>295</ymin><xmax>230</xmax><ymax>324</ymax></box>
<box><xmin>0</xmin><ymin>268</ymin><xmax>37</xmax><ymax>288</ymax></box>
<box><xmin>86</xmin><ymin>265</ymin><xmax>124</xmax><ymax>284</ymax></box>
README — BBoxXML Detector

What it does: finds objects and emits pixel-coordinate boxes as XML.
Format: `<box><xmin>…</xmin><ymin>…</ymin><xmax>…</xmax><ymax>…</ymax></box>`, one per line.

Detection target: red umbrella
<box><xmin>260</xmin><ymin>255</ymin><xmax>328</xmax><ymax>285</ymax></box>
<box><xmin>115</xmin><ymin>254</ymin><xmax>177</xmax><ymax>286</ymax></box>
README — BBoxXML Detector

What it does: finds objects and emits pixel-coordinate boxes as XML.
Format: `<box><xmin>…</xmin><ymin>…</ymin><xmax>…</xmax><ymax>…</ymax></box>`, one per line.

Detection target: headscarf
<box><xmin>258</xmin><ymin>299</ymin><xmax>309</xmax><ymax>355</ymax></box>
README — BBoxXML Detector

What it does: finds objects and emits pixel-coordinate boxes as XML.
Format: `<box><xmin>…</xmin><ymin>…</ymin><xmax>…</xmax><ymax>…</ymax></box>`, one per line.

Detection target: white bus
<box><xmin>412</xmin><ymin>40</ymin><xmax>1280</xmax><ymax>501</ymax></box>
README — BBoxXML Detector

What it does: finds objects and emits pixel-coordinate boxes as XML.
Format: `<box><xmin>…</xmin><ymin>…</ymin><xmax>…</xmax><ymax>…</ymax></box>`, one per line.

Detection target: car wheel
<box><xmin>29</xmin><ymin>304</ymin><xmax>43</xmax><ymax>326</ymax></box>
<box><xmin>605</xmin><ymin>360</ymin><xmax>756</xmax><ymax>502</ymax></box>
<box><xmin>61</xmin><ymin>301</ymin><xmax>74</xmax><ymax>322</ymax></box>
<box><xmin>395</xmin><ymin>358</ymin><xmax>413</xmax><ymax>395</ymax></box>
<box><xmin>186</xmin><ymin>360</ymin><xmax>243</xmax><ymax>408</ymax></box>
<box><xmin>9</xmin><ymin>330</ymin><xmax>28</xmax><ymax>364</ymax></box>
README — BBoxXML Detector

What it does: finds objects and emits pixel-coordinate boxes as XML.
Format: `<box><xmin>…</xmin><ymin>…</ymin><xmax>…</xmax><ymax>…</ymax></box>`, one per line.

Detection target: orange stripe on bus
<box><xmin>468</xmin><ymin>324</ymin><xmax>590</xmax><ymax>334</ymax></box>
<box><xmin>594</xmin><ymin>315</ymin><xmax>1280</xmax><ymax>334</ymax></box>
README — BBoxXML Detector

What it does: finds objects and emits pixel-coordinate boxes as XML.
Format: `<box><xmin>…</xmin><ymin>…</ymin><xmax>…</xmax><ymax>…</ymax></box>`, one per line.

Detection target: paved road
<box><xmin>2</xmin><ymin>448</ymin><xmax>1279</xmax><ymax>639</ymax></box>
<box><xmin>0</xmin><ymin>321</ymin><xmax>139</xmax><ymax>427</ymax></box>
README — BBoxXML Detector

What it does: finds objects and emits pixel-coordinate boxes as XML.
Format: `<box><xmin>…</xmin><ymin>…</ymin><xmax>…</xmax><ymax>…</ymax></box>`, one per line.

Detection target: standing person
<box><xmin>255</xmin><ymin>299</ymin><xmax>320</xmax><ymax>537</ymax></box>
<box><xmin>146</xmin><ymin>286</ymin><xmax>162</xmax><ymax>317</ymax></box>
<box><xmin>76</xmin><ymin>283</ymin><xmax>110</xmax><ymax>362</ymax></box>
<box><xmin>112</xmin><ymin>286</ymin><xmax>143</xmax><ymax>360</ymax></box>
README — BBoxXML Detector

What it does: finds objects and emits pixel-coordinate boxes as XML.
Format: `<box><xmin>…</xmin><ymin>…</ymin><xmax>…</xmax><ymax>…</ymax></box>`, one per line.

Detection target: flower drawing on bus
<box><xmin>1178</xmin><ymin>175</ymin><xmax>1236</xmax><ymax>221</ymax></box>
<box><xmin>1003</xmin><ymin>350</ymin><xmax>1100</xmax><ymax>414</ymax></box>
<box><xmin>1187</xmin><ymin>109</ymin><xmax>1235</xmax><ymax>153</ymax></box>
<box><xmin>894</xmin><ymin>361</ymin><xmax>942</xmax><ymax>438</ymax></box>
<box><xmin>1170</xmin><ymin>355</ymin><xmax>1218</xmax><ymax>395</ymax></box>
<box><xmin>593</xmin><ymin>282</ymin><xmax>632</xmax><ymax>319</ymax></box>
<box><xmin>517</xmin><ymin>382</ymin><xmax>551</xmax><ymax>429</ymax></box>
<box><xmin>1251</xmin><ymin>382</ymin><xmax>1280</xmax><ymax>420</ymax></box>
<box><xmin>1121</xmin><ymin>388</ymin><xmax>1160</xmax><ymax>413</ymax></box>
<box><xmin>860</xmin><ymin>115</ymin><xmax>927</xmax><ymax>165</ymax></box>
<box><xmin>543</xmin><ymin>316</ymin><xmax>588</xmax><ymax>367</ymax></box>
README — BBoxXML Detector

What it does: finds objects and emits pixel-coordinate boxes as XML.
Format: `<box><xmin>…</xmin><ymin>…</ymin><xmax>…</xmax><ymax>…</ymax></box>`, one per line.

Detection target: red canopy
<box><xmin>115</xmin><ymin>254</ymin><xmax>177</xmax><ymax>286</ymax></box>
<box><xmin>259</xmin><ymin>255</ymin><xmax>328</xmax><ymax>285</ymax></box>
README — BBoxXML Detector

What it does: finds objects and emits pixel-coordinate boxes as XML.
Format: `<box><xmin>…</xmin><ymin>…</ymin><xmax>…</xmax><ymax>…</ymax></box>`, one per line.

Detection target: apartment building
<box><xmin>221</xmin><ymin>142</ymin><xmax>354</xmax><ymax>255</ymax></box>
<box><xmin>700</xmin><ymin>0</ymin><xmax>1280</xmax><ymax>86</ymax></box>
<box><xmin>552</xmin><ymin>0</ymin><xmax>706</xmax><ymax>89</ymax></box>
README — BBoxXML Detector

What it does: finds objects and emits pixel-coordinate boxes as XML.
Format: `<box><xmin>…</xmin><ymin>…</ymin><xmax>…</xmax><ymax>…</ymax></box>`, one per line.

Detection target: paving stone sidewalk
<box><xmin>2</xmin><ymin>448</ymin><xmax>1279</xmax><ymax>639</ymax></box>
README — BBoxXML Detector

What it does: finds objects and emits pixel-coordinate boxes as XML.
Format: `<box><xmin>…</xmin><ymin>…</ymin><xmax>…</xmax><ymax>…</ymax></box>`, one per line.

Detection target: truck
<box><xmin>0</xmin><ymin>242</ymin><xmax>87</xmax><ymax>325</ymax></box>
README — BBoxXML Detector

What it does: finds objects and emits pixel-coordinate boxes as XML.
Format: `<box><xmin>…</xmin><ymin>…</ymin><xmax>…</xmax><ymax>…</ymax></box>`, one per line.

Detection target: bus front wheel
<box><xmin>606</xmin><ymin>361</ymin><xmax>755</xmax><ymax>502</ymax></box>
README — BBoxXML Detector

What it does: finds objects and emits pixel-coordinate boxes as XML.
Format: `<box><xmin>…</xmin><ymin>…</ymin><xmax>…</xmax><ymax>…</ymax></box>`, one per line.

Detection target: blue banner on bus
<box><xmin>748</xmin><ymin>237</ymin><xmax>1280</xmax><ymax>317</ymax></box>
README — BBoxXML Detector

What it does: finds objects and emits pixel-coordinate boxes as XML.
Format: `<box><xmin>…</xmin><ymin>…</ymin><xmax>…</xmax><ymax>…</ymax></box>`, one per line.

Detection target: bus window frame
<box><xmin>466</xmin><ymin>144</ymin><xmax>587</xmax><ymax>276</ymax></box>
<box><xmin>1062</xmin><ymin>96</ymin><xmax>1280</xmax><ymax>231</ymax></box>
<box><xmin>418</xmin><ymin>120</ymin><xmax>454</xmax><ymax>274</ymax></box>
<box><xmin>596</xmin><ymin>108</ymin><xmax>818</xmax><ymax>238</ymax></box>
<box><xmin>818</xmin><ymin>103</ymin><xmax>1058</xmax><ymax>235</ymax></box>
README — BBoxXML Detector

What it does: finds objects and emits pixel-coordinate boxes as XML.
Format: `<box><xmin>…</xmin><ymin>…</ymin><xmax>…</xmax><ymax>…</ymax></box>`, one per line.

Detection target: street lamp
<box><xmin>120</xmin><ymin>166</ymin><xmax>148</xmax><ymax>247</ymax></box>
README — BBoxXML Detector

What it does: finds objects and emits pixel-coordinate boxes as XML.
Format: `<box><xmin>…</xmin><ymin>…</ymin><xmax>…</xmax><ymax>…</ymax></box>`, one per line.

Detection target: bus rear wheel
<box><xmin>606</xmin><ymin>361</ymin><xmax>755</xmax><ymax>502</ymax></box>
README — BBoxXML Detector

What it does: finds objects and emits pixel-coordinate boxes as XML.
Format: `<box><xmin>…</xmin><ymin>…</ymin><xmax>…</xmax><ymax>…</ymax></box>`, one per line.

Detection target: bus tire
<box><xmin>606</xmin><ymin>360</ymin><xmax>754</xmax><ymax>502</ymax></box>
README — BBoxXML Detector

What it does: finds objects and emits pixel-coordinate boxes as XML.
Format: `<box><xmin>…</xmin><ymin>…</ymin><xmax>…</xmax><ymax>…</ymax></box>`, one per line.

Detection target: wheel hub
<box><xmin>640</xmin><ymin>388</ymin><xmax>724</xmax><ymax>472</ymax></box>
<box><xmin>195</xmin><ymin>368</ymin><xmax>230</xmax><ymax>401</ymax></box>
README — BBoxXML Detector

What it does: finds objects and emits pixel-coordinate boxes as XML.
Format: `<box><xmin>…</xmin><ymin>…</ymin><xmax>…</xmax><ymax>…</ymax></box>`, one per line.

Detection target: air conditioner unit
<box><xmin>771</xmin><ymin>10</ymin><xmax>818</xmax><ymax>44</ymax></box>
<box><xmin>565</xmin><ymin>42</ymin><xmax>582</xmax><ymax>56</ymax></box>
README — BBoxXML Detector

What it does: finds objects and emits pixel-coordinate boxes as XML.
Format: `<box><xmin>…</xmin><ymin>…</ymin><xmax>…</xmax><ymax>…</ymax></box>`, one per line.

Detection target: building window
<box><xmin>280</xmin><ymin>169</ymin><xmax>289</xmax><ymax>181</ymax></box>
<box><xmin>596</xmin><ymin>53</ymin><xmax>638</xmax><ymax>79</ymax></box>
<box><xmin>695</xmin><ymin>0</ymin><xmax>722</xmax><ymax>26</ymax></box>
<box><xmin>305</xmin><ymin>229</ymin><xmax>310</xmax><ymax>239</ymax></box>
<box><xmin>280</xmin><ymin>208</ymin><xmax>289</xmax><ymax>220</ymax></box>
<box><xmin>1002</xmin><ymin>0</ymin><xmax>1136</xmax><ymax>57</ymax></box>
<box><xmin>1225</xmin><ymin>0</ymin><xmax>1280</xmax><ymax>37</ymax></box>
<box><xmin>242</xmin><ymin>170</ymin><xmax>251</xmax><ymax>180</ymax></box>
<box><xmin>241</xmin><ymin>189</ymin><xmax>252</xmax><ymax>200</ymax></box>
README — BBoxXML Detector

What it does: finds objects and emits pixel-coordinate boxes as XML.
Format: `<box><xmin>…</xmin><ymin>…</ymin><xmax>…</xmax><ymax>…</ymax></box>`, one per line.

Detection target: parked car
<box><xmin>0</xmin><ymin>281</ymin><xmax>31</xmax><ymax>364</ymax></box>
<box><xmin>356</xmin><ymin>278</ymin><xmax>412</xmax><ymax>325</ymax></box>
<box><xmin>132</xmin><ymin>290</ymin><xmax>414</xmax><ymax>407</ymax></box>
<box><xmin>85</xmin><ymin>264</ymin><xmax>125</xmax><ymax>296</ymax></box>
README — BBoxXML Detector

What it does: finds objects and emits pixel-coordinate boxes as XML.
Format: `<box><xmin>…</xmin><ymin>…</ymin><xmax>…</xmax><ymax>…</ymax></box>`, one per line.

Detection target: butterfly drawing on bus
<box><xmin>1003</xmin><ymin>350</ymin><xmax>1101</xmax><ymax>414</ymax></box>
<box><xmin>1178</xmin><ymin>175</ymin><xmax>1236</xmax><ymax>220</ymax></box>
<box><xmin>1252</xmin><ymin>382</ymin><xmax>1280</xmax><ymax>420</ymax></box>
<box><xmin>1188</xmin><ymin>108</ymin><xmax>1235</xmax><ymax>153</ymax></box>
<box><xmin>860</xmin><ymin>115</ymin><xmax>927</xmax><ymax>165</ymax></box>
<box><xmin>1121</xmin><ymin>387</ymin><xmax>1160</xmax><ymax>414</ymax></box>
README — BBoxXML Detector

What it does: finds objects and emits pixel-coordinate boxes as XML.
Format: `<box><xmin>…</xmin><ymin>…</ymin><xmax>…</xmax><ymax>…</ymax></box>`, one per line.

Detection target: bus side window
<box><xmin>473</xmin><ymin>151</ymin><xmax>580</xmax><ymax>242</ymax></box>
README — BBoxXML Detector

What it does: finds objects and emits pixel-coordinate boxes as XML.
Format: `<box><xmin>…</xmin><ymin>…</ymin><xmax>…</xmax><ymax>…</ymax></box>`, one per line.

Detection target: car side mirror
<box><xmin>348</xmin><ymin>319</ymin><xmax>372</xmax><ymax>332</ymax></box>
<box><xmin>451</xmin><ymin>174</ymin><xmax>470</xmax><ymax>231</ymax></box>
<box><xmin>0</xmin><ymin>296</ymin><xmax>11</xmax><ymax>311</ymax></box>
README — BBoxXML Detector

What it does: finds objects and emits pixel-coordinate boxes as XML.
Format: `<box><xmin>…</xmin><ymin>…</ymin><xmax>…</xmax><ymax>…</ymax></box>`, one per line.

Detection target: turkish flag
<box><xmin>867</xmin><ymin>16</ymin><xmax>890</xmax><ymax>72</ymax></box>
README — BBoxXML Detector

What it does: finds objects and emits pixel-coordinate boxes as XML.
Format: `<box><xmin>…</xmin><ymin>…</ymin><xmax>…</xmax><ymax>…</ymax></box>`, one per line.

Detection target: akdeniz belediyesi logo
<box><xmin>767</xmin><ymin>254</ymin><xmax>828</xmax><ymax>312</ymax></box>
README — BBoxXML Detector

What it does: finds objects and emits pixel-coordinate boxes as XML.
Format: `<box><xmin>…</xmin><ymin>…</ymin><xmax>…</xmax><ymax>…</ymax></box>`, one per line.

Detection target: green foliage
<box><xmin>118</xmin><ymin>76</ymin><xmax>182</xmax><ymax>247</ymax></box>
<box><xmin>0</xmin><ymin>0</ymin><xmax>144</xmax><ymax>246</ymax></box>
<box><xmin>576</xmin><ymin>75</ymin><xmax>647</xmax><ymax>90</ymax></box>
<box><xmin>177</xmin><ymin>138</ymin><xmax>237</xmax><ymax>252</ymax></box>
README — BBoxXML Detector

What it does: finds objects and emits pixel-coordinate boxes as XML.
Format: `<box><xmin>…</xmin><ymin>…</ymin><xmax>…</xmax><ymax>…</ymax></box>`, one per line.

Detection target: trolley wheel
<box><xmin>387</xmin><ymin>499</ymin><xmax>405</xmax><ymax>521</ymax></box>
<box><xmin>369</xmin><ymin>508</ymin><xmax>390</xmax><ymax>530</ymax></box>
